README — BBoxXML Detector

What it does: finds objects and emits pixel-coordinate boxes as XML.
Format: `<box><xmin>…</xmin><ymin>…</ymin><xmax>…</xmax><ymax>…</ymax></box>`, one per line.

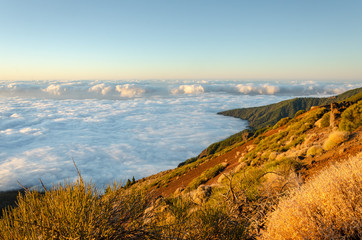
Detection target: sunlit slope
<box><xmin>219</xmin><ymin>87</ymin><xmax>362</xmax><ymax>129</ymax></box>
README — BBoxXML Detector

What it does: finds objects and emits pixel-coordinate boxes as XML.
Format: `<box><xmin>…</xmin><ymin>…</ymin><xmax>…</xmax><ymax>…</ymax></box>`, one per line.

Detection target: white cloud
<box><xmin>0</xmin><ymin>80</ymin><xmax>360</xmax><ymax>99</ymax></box>
<box><xmin>88</xmin><ymin>83</ymin><xmax>113</xmax><ymax>96</ymax></box>
<box><xmin>171</xmin><ymin>84</ymin><xmax>205</xmax><ymax>94</ymax></box>
<box><xmin>42</xmin><ymin>84</ymin><xmax>64</xmax><ymax>96</ymax></box>
<box><xmin>19</xmin><ymin>127</ymin><xmax>42</xmax><ymax>135</ymax></box>
<box><xmin>0</xmin><ymin>129</ymin><xmax>16</xmax><ymax>135</ymax></box>
<box><xmin>115</xmin><ymin>84</ymin><xmax>145</xmax><ymax>98</ymax></box>
<box><xmin>10</xmin><ymin>113</ymin><xmax>22</xmax><ymax>118</ymax></box>
<box><xmin>235</xmin><ymin>84</ymin><xmax>280</xmax><ymax>95</ymax></box>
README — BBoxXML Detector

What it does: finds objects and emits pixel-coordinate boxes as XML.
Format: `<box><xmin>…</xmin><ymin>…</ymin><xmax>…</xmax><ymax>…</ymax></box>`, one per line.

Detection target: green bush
<box><xmin>320</xmin><ymin>112</ymin><xmax>330</xmax><ymax>127</ymax></box>
<box><xmin>339</xmin><ymin>100</ymin><xmax>362</xmax><ymax>132</ymax></box>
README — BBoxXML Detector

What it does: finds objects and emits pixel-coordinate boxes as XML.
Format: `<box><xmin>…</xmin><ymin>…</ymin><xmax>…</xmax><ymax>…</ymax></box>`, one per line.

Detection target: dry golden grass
<box><xmin>262</xmin><ymin>153</ymin><xmax>362</xmax><ymax>240</ymax></box>
<box><xmin>323</xmin><ymin>130</ymin><xmax>349</xmax><ymax>150</ymax></box>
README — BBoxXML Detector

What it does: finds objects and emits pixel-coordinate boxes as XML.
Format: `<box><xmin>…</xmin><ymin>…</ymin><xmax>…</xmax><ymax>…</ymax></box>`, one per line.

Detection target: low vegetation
<box><xmin>243</xmin><ymin>107</ymin><xmax>326</xmax><ymax>164</ymax></box>
<box><xmin>339</xmin><ymin>100</ymin><xmax>362</xmax><ymax>132</ymax></box>
<box><xmin>203</xmin><ymin>129</ymin><xmax>251</xmax><ymax>157</ymax></box>
<box><xmin>0</xmin><ymin>179</ymin><xmax>155</xmax><ymax>239</ymax></box>
<box><xmin>262</xmin><ymin>153</ymin><xmax>362</xmax><ymax>239</ymax></box>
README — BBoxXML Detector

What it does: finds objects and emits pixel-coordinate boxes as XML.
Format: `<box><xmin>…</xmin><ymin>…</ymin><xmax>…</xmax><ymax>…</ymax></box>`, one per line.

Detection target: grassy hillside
<box><xmin>1</xmin><ymin>90</ymin><xmax>361</xmax><ymax>239</ymax></box>
<box><xmin>219</xmin><ymin>87</ymin><xmax>362</xmax><ymax>129</ymax></box>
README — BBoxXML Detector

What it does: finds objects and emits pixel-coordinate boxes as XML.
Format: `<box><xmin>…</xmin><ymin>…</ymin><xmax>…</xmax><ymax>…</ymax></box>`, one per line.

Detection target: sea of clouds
<box><xmin>0</xmin><ymin>80</ymin><xmax>360</xmax><ymax>191</ymax></box>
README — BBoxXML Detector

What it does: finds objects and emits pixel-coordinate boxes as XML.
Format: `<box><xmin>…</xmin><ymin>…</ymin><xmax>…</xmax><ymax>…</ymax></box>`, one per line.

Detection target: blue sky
<box><xmin>1</xmin><ymin>0</ymin><xmax>361</xmax><ymax>81</ymax></box>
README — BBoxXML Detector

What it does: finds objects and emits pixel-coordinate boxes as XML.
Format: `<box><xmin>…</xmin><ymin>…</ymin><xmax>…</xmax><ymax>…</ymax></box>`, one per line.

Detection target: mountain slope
<box><xmin>218</xmin><ymin>87</ymin><xmax>362</xmax><ymax>129</ymax></box>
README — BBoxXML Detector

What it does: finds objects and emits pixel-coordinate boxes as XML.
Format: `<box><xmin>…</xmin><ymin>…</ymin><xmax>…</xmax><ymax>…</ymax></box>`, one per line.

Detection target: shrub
<box><xmin>190</xmin><ymin>205</ymin><xmax>246</xmax><ymax>239</ymax></box>
<box><xmin>0</xmin><ymin>179</ymin><xmax>154</xmax><ymax>239</ymax></box>
<box><xmin>323</xmin><ymin>130</ymin><xmax>349</xmax><ymax>150</ymax></box>
<box><xmin>306</xmin><ymin>145</ymin><xmax>323</xmax><ymax>156</ymax></box>
<box><xmin>339</xmin><ymin>100</ymin><xmax>362</xmax><ymax>132</ymax></box>
<box><xmin>262</xmin><ymin>153</ymin><xmax>362</xmax><ymax>239</ymax></box>
<box><xmin>320</xmin><ymin>112</ymin><xmax>330</xmax><ymax>127</ymax></box>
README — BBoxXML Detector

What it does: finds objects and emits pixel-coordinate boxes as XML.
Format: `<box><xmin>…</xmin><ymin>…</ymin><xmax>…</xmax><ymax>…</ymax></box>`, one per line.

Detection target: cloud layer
<box><xmin>1</xmin><ymin>80</ymin><xmax>360</xmax><ymax>100</ymax></box>
<box><xmin>0</xmin><ymin>80</ymin><xmax>360</xmax><ymax>191</ymax></box>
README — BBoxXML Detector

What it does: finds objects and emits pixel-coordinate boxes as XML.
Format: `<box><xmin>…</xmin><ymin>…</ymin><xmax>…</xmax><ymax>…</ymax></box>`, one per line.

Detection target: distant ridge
<box><xmin>218</xmin><ymin>87</ymin><xmax>362</xmax><ymax>129</ymax></box>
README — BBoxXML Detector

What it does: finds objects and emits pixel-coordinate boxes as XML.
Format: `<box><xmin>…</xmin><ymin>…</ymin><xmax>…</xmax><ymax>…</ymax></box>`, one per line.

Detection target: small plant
<box><xmin>323</xmin><ymin>130</ymin><xmax>349</xmax><ymax>150</ymax></box>
<box><xmin>124</xmin><ymin>176</ymin><xmax>136</xmax><ymax>189</ymax></box>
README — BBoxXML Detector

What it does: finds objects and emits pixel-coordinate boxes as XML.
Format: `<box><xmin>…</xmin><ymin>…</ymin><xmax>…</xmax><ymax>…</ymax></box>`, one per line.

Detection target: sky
<box><xmin>1</xmin><ymin>0</ymin><xmax>362</xmax><ymax>81</ymax></box>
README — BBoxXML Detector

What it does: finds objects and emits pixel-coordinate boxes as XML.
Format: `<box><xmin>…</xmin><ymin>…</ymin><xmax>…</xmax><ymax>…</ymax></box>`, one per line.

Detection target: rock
<box><xmin>221</xmin><ymin>162</ymin><xmax>229</xmax><ymax>167</ymax></box>
<box><xmin>217</xmin><ymin>174</ymin><xmax>225</xmax><ymax>183</ymax></box>
<box><xmin>330</xmin><ymin>103</ymin><xmax>341</xmax><ymax>128</ymax></box>
<box><xmin>269</xmin><ymin>152</ymin><xmax>279</xmax><ymax>160</ymax></box>
<box><xmin>193</xmin><ymin>185</ymin><xmax>212</xmax><ymax>204</ymax></box>
<box><xmin>174</xmin><ymin>187</ymin><xmax>184</xmax><ymax>196</ymax></box>
<box><xmin>315</xmin><ymin>118</ymin><xmax>323</xmax><ymax>128</ymax></box>
<box><xmin>234</xmin><ymin>162</ymin><xmax>247</xmax><ymax>173</ymax></box>
<box><xmin>246</xmin><ymin>145</ymin><xmax>256</xmax><ymax>152</ymax></box>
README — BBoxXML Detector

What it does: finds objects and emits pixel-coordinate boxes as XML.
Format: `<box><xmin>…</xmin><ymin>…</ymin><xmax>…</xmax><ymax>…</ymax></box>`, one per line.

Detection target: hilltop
<box><xmin>0</xmin><ymin>87</ymin><xmax>361</xmax><ymax>239</ymax></box>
